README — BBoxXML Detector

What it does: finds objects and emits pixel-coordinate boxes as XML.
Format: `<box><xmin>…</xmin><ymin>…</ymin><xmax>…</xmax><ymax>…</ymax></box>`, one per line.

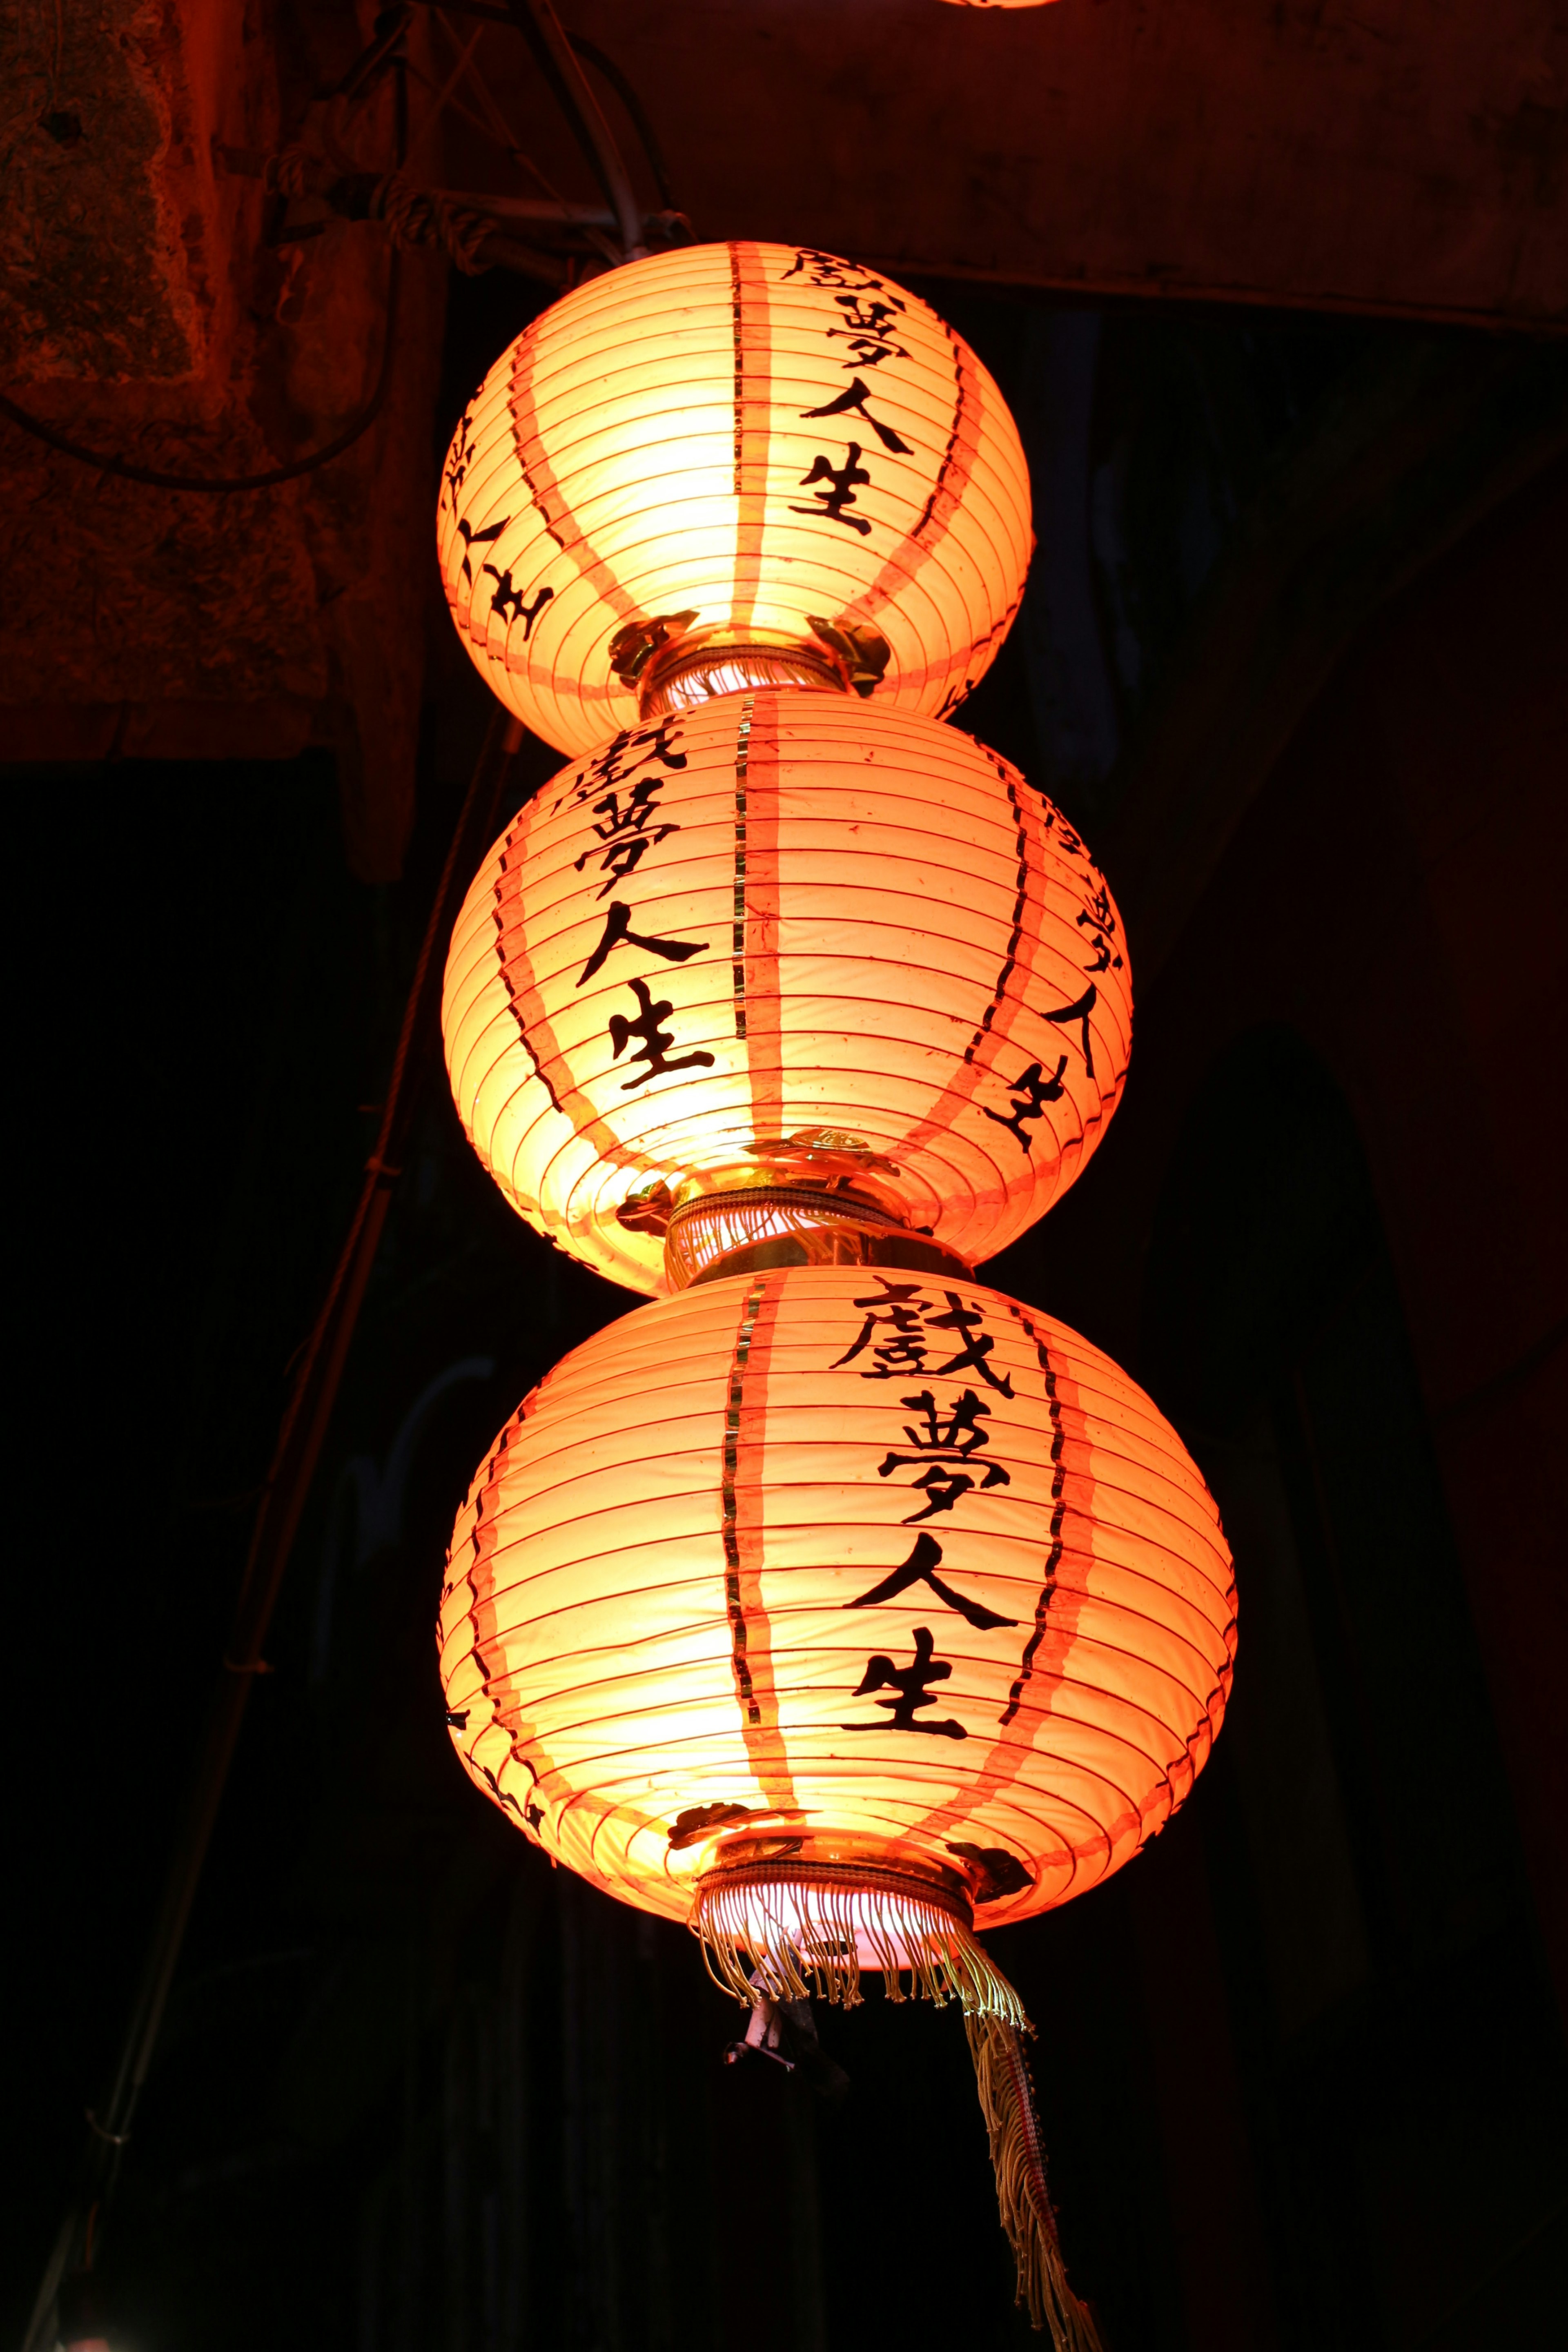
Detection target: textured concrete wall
<box><xmin>0</xmin><ymin>1</ymin><xmax>445</xmax><ymax>880</ymax></box>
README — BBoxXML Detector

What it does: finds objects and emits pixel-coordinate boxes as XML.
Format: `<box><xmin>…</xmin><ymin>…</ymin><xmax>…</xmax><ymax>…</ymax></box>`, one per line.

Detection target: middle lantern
<box><xmin>444</xmin><ymin>688</ymin><xmax>1133</xmax><ymax>1294</ymax></box>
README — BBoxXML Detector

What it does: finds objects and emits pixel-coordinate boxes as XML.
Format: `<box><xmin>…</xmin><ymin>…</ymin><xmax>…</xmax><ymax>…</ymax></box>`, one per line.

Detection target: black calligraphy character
<box><xmin>842</xmin><ymin>1626</ymin><xmax>967</xmax><ymax>1738</ymax></box>
<box><xmin>553</xmin><ymin>717</ymin><xmax>689</xmax><ymax>817</ymax></box>
<box><xmin>782</xmin><ymin>249</ymin><xmax>882</xmax><ymax>290</ymax></box>
<box><xmin>800</xmin><ymin>378</ymin><xmax>913</xmax><ymax>455</ymax></box>
<box><xmin>1042</xmin><ymin>983</ymin><xmax>1099</xmax><ymax>1080</ymax></box>
<box><xmin>849</xmin><ymin>1531</ymin><xmax>1018</xmax><ymax>1629</ymax></box>
<box><xmin>1043</xmin><ymin>806</ymin><xmax>1087</xmax><ymax>860</ymax></box>
<box><xmin>982</xmin><ymin>1058</ymin><xmax>1068</xmax><ymax>1154</ymax></box>
<box><xmin>791</xmin><ymin>446</ymin><xmax>873</xmax><ymax>535</ymax></box>
<box><xmin>926</xmin><ymin>1293</ymin><xmax>1014</xmax><ymax>1398</ymax></box>
<box><xmin>483</xmin><ymin>567</ymin><xmax>554</xmax><ymax>640</ymax></box>
<box><xmin>631</xmin><ymin>717</ymin><xmax>688</xmax><ymax>771</ymax></box>
<box><xmin>833</xmin><ymin>1279</ymin><xmax>933</xmax><ymax>1380</ymax></box>
<box><xmin>607</xmin><ymin>978</ymin><xmax>717</xmax><ymax>1091</ymax></box>
<box><xmin>444</xmin><ymin>408</ymin><xmax>475</xmax><ymax>502</ymax></box>
<box><xmin>876</xmin><ymin>1389</ymin><xmax>1013</xmax><ymax>1522</ymax></box>
<box><xmin>833</xmin><ymin>1281</ymin><xmax>1013</xmax><ymax>1394</ymax></box>
<box><xmin>1076</xmin><ymin>883</ymin><xmax>1124</xmax><ymax>975</ymax></box>
<box><xmin>827</xmin><ymin>294</ymin><xmax>909</xmax><ymax>369</ymax></box>
<box><xmin>578</xmin><ymin>900</ymin><xmax>710</xmax><ymax>986</ymax></box>
<box><xmin>455</xmin><ymin>514</ymin><xmax>508</xmax><ymax>585</ymax></box>
<box><xmin>574</xmin><ymin>775</ymin><xmax>678</xmax><ymax>896</ymax></box>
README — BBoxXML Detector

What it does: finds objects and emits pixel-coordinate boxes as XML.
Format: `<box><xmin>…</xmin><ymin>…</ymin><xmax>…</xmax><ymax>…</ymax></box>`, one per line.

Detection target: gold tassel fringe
<box><xmin>966</xmin><ymin>2009</ymin><xmax>1105</xmax><ymax>2350</ymax></box>
<box><xmin>691</xmin><ymin>1864</ymin><xmax>1027</xmax><ymax>2021</ymax></box>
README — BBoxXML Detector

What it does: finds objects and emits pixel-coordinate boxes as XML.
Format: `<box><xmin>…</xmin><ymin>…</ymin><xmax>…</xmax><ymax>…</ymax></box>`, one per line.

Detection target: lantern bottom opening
<box><xmin>691</xmin><ymin>1838</ymin><xmax>1026</xmax><ymax>2022</ymax></box>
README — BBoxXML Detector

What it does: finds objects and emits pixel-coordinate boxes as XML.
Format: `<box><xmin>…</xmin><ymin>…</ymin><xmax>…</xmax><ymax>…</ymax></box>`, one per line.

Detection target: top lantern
<box><xmin>438</xmin><ymin>242</ymin><xmax>1033</xmax><ymax>754</ymax></box>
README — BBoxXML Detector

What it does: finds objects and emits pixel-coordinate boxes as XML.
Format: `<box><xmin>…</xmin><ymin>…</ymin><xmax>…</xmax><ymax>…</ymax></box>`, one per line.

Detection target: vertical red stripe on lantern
<box><xmin>491</xmin><ymin>822</ymin><xmax>643</xmax><ymax>1178</ymax></box>
<box><xmin>722</xmin><ymin>1274</ymin><xmax>798</xmax><ymax>1809</ymax></box>
<box><xmin>452</xmin><ymin>1410</ymin><xmax>568</xmax><ymax>1836</ymax></box>
<box><xmin>897</xmin><ymin>750</ymin><xmax>1052</xmax><ymax>1167</ymax></box>
<box><xmin>840</xmin><ymin>321</ymin><xmax>983</xmax><ymax>631</ymax></box>
<box><xmin>729</xmin><ymin>241</ymin><xmax>773</xmax><ymax>638</ymax></box>
<box><xmin>911</xmin><ymin>1299</ymin><xmax>1096</xmax><ymax>1849</ymax></box>
<box><xmin>506</xmin><ymin>325</ymin><xmax>641</xmax><ymax>624</ymax></box>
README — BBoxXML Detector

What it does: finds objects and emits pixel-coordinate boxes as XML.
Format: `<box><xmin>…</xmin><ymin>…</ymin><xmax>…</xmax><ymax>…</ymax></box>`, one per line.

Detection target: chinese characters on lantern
<box><xmin>980</xmin><ymin>804</ymin><xmax>1127</xmax><ymax>1153</ymax></box>
<box><xmin>784</xmin><ymin>248</ymin><xmax>924</xmax><ymax>541</ymax></box>
<box><xmin>832</xmin><ymin>1278</ymin><xmax>1061</xmax><ymax>1738</ymax></box>
<box><xmin>546</xmin><ymin>718</ymin><xmax>716</xmax><ymax>1093</ymax></box>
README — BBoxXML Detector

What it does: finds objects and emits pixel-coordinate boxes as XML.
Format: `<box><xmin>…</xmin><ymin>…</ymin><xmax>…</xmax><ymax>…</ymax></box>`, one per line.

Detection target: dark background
<box><xmin>7</xmin><ymin>256</ymin><xmax>1566</xmax><ymax>2350</ymax></box>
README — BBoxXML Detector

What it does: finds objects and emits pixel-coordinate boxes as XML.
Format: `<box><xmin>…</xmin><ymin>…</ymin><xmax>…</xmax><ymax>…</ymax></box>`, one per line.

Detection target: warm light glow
<box><xmin>442</xmin><ymin>687</ymin><xmax>1133</xmax><ymax>1292</ymax></box>
<box><xmin>438</xmin><ymin>241</ymin><xmax>1032</xmax><ymax>754</ymax></box>
<box><xmin>439</xmin><ymin>1264</ymin><xmax>1235</xmax><ymax>1928</ymax></box>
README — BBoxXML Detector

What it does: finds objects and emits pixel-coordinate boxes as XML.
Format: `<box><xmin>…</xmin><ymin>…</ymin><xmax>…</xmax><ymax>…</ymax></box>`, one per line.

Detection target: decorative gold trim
<box><xmin>664</xmin><ymin>1180</ymin><xmax>971</xmax><ymax>1290</ymax></box>
<box><xmin>640</xmin><ymin>628</ymin><xmax>848</xmax><ymax>716</ymax></box>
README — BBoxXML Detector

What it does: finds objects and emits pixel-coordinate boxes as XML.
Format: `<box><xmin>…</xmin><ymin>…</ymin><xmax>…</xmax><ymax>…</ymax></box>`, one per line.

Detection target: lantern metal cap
<box><xmin>681</xmin><ymin>1207</ymin><xmax>971</xmax><ymax>1291</ymax></box>
<box><xmin>699</xmin><ymin>1826</ymin><xmax>974</xmax><ymax>1915</ymax></box>
<box><xmin>615</xmin><ymin>1133</ymin><xmax>971</xmax><ymax>1289</ymax></box>
<box><xmin>608</xmin><ymin>615</ymin><xmax>893</xmax><ymax>719</ymax></box>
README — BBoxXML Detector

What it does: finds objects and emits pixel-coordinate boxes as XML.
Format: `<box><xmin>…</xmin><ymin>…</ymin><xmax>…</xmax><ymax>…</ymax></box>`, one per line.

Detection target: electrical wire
<box><xmin>0</xmin><ymin>250</ymin><xmax>400</xmax><ymax>492</ymax></box>
<box><xmin>568</xmin><ymin>35</ymin><xmax>676</xmax><ymax>214</ymax></box>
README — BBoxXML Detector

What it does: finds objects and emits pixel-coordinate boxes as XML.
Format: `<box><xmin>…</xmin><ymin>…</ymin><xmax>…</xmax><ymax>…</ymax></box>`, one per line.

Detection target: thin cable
<box><xmin>413</xmin><ymin>4</ymin><xmax>680</xmax><ymax>212</ymax></box>
<box><xmin>431</xmin><ymin>4</ymin><xmax>615</xmax><ymax>261</ymax></box>
<box><xmin>568</xmin><ymin>35</ymin><xmax>676</xmax><ymax>212</ymax></box>
<box><xmin>18</xmin><ymin>707</ymin><xmax>524</xmax><ymax>2352</ymax></box>
<box><xmin>505</xmin><ymin>0</ymin><xmax>644</xmax><ymax>257</ymax></box>
<box><xmin>403</xmin><ymin>16</ymin><xmax>487</xmax><ymax>168</ymax></box>
<box><xmin>0</xmin><ymin>249</ymin><xmax>401</xmax><ymax>492</ymax></box>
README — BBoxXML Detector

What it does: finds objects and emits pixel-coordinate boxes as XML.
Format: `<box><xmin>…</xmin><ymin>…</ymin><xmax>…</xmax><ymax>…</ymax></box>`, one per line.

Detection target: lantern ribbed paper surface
<box><xmin>442</xmin><ymin>688</ymin><xmax>1132</xmax><ymax>1293</ymax></box>
<box><xmin>439</xmin><ymin>1265</ymin><xmax>1235</xmax><ymax>1930</ymax></box>
<box><xmin>438</xmin><ymin>241</ymin><xmax>1032</xmax><ymax>753</ymax></box>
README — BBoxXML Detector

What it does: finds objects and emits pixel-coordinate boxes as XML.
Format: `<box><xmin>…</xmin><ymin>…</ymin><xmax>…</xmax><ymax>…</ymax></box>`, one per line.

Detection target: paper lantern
<box><xmin>443</xmin><ymin>687</ymin><xmax>1131</xmax><ymax>1294</ymax></box>
<box><xmin>437</xmin><ymin>241</ymin><xmax>1032</xmax><ymax>755</ymax></box>
<box><xmin>438</xmin><ymin>1261</ymin><xmax>1235</xmax><ymax>1951</ymax></box>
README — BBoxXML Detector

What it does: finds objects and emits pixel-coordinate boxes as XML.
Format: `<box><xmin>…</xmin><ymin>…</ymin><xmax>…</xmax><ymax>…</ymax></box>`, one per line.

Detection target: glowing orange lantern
<box><xmin>443</xmin><ymin>686</ymin><xmax>1131</xmax><ymax>1293</ymax></box>
<box><xmin>440</xmin><ymin>1254</ymin><xmax>1232</xmax><ymax>2339</ymax></box>
<box><xmin>438</xmin><ymin>241</ymin><xmax>1032</xmax><ymax>755</ymax></box>
<box><xmin>440</xmin><ymin>1260</ymin><xmax>1233</xmax><ymax>1934</ymax></box>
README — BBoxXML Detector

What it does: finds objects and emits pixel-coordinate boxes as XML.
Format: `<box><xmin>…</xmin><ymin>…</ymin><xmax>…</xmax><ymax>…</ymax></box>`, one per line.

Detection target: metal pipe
<box><xmin>505</xmin><ymin>0</ymin><xmax>645</xmax><ymax>260</ymax></box>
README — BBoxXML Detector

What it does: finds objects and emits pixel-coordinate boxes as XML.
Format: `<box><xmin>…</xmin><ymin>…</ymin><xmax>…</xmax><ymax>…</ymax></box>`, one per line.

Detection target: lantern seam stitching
<box><xmin>731</xmin><ymin>692</ymin><xmax>754</xmax><ymax>1040</ymax></box>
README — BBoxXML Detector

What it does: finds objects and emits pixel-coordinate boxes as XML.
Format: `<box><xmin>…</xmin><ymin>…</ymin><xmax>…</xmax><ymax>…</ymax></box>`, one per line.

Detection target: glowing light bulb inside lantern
<box><xmin>438</xmin><ymin>242</ymin><xmax>1032</xmax><ymax>755</ymax></box>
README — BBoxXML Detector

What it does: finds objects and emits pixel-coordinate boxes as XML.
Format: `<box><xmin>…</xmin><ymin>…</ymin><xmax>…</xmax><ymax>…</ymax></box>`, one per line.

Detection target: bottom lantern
<box><xmin>439</xmin><ymin>1253</ymin><xmax>1235</xmax><ymax>2343</ymax></box>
